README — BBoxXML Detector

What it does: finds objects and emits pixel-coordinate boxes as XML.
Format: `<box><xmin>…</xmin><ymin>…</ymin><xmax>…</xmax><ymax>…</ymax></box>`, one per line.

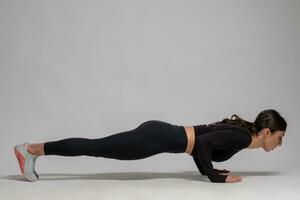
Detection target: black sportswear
<box><xmin>191</xmin><ymin>121</ymin><xmax>252</xmax><ymax>182</ymax></box>
<box><xmin>43</xmin><ymin>120</ymin><xmax>252</xmax><ymax>183</ymax></box>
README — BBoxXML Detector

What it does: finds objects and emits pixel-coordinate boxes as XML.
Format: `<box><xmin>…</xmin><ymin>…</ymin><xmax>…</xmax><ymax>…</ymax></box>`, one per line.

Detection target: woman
<box><xmin>14</xmin><ymin>109</ymin><xmax>287</xmax><ymax>183</ymax></box>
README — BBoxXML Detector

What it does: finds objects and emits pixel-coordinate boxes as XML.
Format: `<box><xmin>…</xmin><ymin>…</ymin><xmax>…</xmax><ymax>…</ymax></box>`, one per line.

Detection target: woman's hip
<box><xmin>135</xmin><ymin>120</ymin><xmax>187</xmax><ymax>153</ymax></box>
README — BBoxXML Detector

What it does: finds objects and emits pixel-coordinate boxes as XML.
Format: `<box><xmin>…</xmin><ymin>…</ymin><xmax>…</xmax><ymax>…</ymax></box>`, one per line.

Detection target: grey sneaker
<box><xmin>14</xmin><ymin>143</ymin><xmax>39</xmax><ymax>182</ymax></box>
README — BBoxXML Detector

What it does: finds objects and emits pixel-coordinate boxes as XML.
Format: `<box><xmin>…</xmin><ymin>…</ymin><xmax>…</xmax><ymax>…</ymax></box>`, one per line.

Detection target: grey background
<box><xmin>1</xmin><ymin>0</ymin><xmax>299</xmax><ymax>176</ymax></box>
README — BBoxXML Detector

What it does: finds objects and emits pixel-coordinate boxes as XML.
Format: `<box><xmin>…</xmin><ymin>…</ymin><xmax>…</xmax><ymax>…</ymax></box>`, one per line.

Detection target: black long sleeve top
<box><xmin>190</xmin><ymin>121</ymin><xmax>252</xmax><ymax>183</ymax></box>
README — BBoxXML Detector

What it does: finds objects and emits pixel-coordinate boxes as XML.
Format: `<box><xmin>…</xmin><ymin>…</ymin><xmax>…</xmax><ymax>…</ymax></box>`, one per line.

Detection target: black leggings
<box><xmin>44</xmin><ymin>120</ymin><xmax>187</xmax><ymax>160</ymax></box>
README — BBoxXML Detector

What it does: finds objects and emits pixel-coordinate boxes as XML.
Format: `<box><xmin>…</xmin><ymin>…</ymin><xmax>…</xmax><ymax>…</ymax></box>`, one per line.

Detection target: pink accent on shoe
<box><xmin>14</xmin><ymin>147</ymin><xmax>25</xmax><ymax>175</ymax></box>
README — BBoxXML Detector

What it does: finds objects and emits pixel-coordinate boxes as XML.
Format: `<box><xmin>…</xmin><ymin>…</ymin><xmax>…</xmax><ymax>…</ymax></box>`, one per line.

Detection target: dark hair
<box><xmin>221</xmin><ymin>109</ymin><xmax>287</xmax><ymax>136</ymax></box>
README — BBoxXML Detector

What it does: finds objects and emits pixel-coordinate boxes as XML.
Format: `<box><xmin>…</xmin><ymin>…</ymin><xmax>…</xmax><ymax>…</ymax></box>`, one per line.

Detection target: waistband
<box><xmin>171</xmin><ymin>125</ymin><xmax>188</xmax><ymax>153</ymax></box>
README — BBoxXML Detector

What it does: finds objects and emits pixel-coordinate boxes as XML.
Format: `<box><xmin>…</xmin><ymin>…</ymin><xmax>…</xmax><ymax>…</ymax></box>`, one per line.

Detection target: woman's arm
<box><xmin>194</xmin><ymin>129</ymin><xmax>250</xmax><ymax>183</ymax></box>
<box><xmin>193</xmin><ymin>156</ymin><xmax>230</xmax><ymax>175</ymax></box>
<box><xmin>192</xmin><ymin>155</ymin><xmax>206</xmax><ymax>175</ymax></box>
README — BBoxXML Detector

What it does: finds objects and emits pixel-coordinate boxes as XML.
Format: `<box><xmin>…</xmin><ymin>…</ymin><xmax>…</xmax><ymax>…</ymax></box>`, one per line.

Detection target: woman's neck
<box><xmin>247</xmin><ymin>134</ymin><xmax>263</xmax><ymax>149</ymax></box>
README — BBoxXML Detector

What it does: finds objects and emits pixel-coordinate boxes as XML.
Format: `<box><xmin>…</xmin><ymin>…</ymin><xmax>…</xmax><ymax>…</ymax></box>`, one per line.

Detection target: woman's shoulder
<box><xmin>207</xmin><ymin>121</ymin><xmax>251</xmax><ymax>133</ymax></box>
<box><xmin>203</xmin><ymin>121</ymin><xmax>252</xmax><ymax>146</ymax></box>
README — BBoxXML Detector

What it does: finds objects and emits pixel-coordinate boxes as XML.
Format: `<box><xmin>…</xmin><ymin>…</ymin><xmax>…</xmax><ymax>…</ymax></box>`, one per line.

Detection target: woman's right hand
<box><xmin>225</xmin><ymin>175</ymin><xmax>242</xmax><ymax>183</ymax></box>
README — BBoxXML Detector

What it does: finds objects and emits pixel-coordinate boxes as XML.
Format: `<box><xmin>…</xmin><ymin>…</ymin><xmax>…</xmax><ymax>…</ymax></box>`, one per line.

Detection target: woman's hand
<box><xmin>225</xmin><ymin>175</ymin><xmax>242</xmax><ymax>183</ymax></box>
<box><xmin>214</xmin><ymin>168</ymin><xmax>242</xmax><ymax>183</ymax></box>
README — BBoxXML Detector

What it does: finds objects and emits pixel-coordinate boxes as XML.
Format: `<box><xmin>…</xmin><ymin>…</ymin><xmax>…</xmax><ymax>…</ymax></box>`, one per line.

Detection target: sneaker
<box><xmin>14</xmin><ymin>143</ymin><xmax>39</xmax><ymax>182</ymax></box>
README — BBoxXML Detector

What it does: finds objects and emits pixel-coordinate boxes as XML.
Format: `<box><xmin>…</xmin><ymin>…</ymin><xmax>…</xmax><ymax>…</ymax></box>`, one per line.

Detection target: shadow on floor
<box><xmin>0</xmin><ymin>170</ymin><xmax>284</xmax><ymax>182</ymax></box>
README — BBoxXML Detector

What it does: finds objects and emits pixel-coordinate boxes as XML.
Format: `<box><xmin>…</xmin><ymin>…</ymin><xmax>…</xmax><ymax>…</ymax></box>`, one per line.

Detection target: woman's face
<box><xmin>262</xmin><ymin>129</ymin><xmax>285</xmax><ymax>152</ymax></box>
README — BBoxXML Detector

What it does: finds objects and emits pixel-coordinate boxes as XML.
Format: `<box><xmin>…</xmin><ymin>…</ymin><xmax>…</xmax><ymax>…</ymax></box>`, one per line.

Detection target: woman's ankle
<box><xmin>27</xmin><ymin>143</ymin><xmax>45</xmax><ymax>156</ymax></box>
<box><xmin>26</xmin><ymin>144</ymin><xmax>36</xmax><ymax>155</ymax></box>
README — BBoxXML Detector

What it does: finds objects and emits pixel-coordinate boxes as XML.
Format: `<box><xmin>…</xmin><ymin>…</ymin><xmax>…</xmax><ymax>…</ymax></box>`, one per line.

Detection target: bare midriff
<box><xmin>183</xmin><ymin>126</ymin><xmax>195</xmax><ymax>155</ymax></box>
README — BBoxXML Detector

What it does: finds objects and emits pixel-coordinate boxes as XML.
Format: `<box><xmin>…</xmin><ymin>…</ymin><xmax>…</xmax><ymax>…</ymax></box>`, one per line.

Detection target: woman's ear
<box><xmin>264</xmin><ymin>128</ymin><xmax>271</xmax><ymax>137</ymax></box>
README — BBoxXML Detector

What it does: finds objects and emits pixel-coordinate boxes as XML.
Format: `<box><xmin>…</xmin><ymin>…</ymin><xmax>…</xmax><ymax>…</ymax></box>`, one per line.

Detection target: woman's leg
<box><xmin>38</xmin><ymin>120</ymin><xmax>186</xmax><ymax>160</ymax></box>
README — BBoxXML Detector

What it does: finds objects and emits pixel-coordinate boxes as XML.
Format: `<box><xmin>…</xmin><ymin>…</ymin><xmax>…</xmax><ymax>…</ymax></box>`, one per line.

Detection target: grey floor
<box><xmin>1</xmin><ymin>170</ymin><xmax>299</xmax><ymax>200</ymax></box>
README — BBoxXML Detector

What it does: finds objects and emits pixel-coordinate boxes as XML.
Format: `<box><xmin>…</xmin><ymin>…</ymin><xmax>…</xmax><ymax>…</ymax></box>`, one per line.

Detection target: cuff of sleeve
<box><xmin>208</xmin><ymin>174</ymin><xmax>228</xmax><ymax>183</ymax></box>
